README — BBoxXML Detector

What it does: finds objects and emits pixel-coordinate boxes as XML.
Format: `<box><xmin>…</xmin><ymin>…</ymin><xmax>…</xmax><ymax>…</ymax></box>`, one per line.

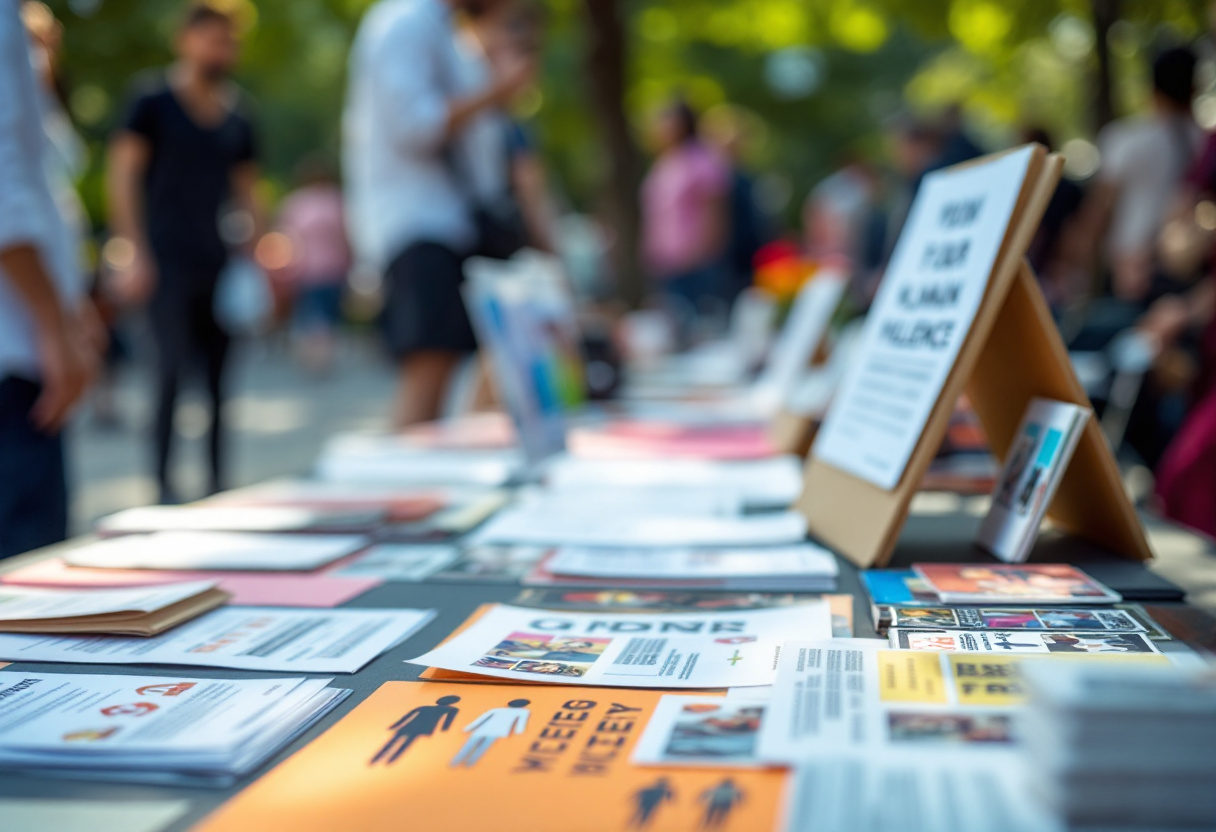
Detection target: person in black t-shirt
<box><xmin>106</xmin><ymin>3</ymin><xmax>260</xmax><ymax>503</ymax></box>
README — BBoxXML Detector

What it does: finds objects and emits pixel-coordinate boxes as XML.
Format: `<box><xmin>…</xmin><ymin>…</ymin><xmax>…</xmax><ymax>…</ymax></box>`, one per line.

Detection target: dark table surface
<box><xmin>1</xmin><ymin>509</ymin><xmax>1212</xmax><ymax>831</ymax></box>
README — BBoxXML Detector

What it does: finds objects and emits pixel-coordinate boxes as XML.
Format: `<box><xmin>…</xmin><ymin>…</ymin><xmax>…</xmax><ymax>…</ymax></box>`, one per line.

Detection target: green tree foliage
<box><xmin>45</xmin><ymin>0</ymin><xmax>1214</xmax><ymax>238</ymax></box>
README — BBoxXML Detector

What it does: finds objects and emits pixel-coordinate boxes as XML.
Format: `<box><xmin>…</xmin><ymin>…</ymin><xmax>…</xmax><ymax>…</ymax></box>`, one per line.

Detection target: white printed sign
<box><xmin>813</xmin><ymin>147</ymin><xmax>1034</xmax><ymax>489</ymax></box>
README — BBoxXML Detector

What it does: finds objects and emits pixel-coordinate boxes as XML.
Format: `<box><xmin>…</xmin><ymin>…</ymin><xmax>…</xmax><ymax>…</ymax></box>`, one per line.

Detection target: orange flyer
<box><xmin>194</xmin><ymin>681</ymin><xmax>788</xmax><ymax>832</ymax></box>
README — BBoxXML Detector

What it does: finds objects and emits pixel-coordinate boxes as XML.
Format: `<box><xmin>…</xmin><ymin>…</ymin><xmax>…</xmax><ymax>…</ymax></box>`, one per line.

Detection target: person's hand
<box><xmin>1139</xmin><ymin>294</ymin><xmax>1191</xmax><ymax>351</ymax></box>
<box><xmin>32</xmin><ymin>317</ymin><xmax>98</xmax><ymax>433</ymax></box>
<box><xmin>110</xmin><ymin>244</ymin><xmax>157</xmax><ymax>307</ymax></box>
<box><xmin>492</xmin><ymin>50</ymin><xmax>537</xmax><ymax>104</ymax></box>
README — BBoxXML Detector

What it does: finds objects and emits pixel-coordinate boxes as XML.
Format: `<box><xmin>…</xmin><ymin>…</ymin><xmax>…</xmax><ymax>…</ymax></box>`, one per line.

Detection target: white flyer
<box><xmin>0</xmin><ymin>672</ymin><xmax>327</xmax><ymax>755</ymax></box>
<box><xmin>888</xmin><ymin>628</ymin><xmax>1160</xmax><ymax>654</ymax></box>
<box><xmin>977</xmin><ymin>398</ymin><xmax>1090</xmax><ymax>562</ymax></box>
<box><xmin>468</xmin><ymin>508</ymin><xmax>808</xmax><ymax>548</ymax></box>
<box><xmin>631</xmin><ymin>694</ymin><xmax>772</xmax><ymax>768</ymax></box>
<box><xmin>543</xmin><ymin>455</ymin><xmax>804</xmax><ymax>507</ymax></box>
<box><xmin>333</xmin><ymin>544</ymin><xmax>460</xmax><ymax>582</ymax></box>
<box><xmin>813</xmin><ymin>147</ymin><xmax>1035</xmax><ymax>489</ymax></box>
<box><xmin>0</xmin><ymin>607</ymin><xmax>435</xmax><ymax>673</ymax></box>
<box><xmin>0</xmin><ymin>581</ymin><xmax>219</xmax><ymax>621</ymax></box>
<box><xmin>516</xmin><ymin>485</ymin><xmax>743</xmax><ymax>517</ymax></box>
<box><xmin>63</xmin><ymin>531</ymin><xmax>369</xmax><ymax>572</ymax></box>
<box><xmin>784</xmin><ymin>753</ymin><xmax>1064</xmax><ymax>832</ymax></box>
<box><xmin>545</xmin><ymin>544</ymin><xmax>837</xmax><ymax>580</ymax></box>
<box><xmin>407</xmin><ymin>603</ymin><xmax>832</xmax><ymax>688</ymax></box>
<box><xmin>756</xmin><ymin>639</ymin><xmax>1172</xmax><ymax>763</ymax></box>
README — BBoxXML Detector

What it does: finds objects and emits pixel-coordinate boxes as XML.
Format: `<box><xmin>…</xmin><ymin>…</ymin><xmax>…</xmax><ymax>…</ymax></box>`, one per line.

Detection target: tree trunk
<box><xmin>1091</xmin><ymin>0</ymin><xmax>1120</xmax><ymax>131</ymax></box>
<box><xmin>582</xmin><ymin>0</ymin><xmax>646</xmax><ymax>308</ymax></box>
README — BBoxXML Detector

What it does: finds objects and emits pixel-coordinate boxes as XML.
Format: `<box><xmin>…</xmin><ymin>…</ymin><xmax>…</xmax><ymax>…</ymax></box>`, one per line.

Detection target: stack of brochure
<box><xmin>1021</xmin><ymin>661</ymin><xmax>1216</xmax><ymax>830</ymax></box>
<box><xmin>0</xmin><ymin>581</ymin><xmax>227</xmax><ymax>636</ymax></box>
<box><xmin>0</xmin><ymin>671</ymin><xmax>349</xmax><ymax>786</ymax></box>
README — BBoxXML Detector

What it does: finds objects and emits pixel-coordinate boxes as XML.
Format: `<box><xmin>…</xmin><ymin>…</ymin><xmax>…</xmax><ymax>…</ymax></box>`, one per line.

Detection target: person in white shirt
<box><xmin>0</xmin><ymin>0</ymin><xmax>97</xmax><ymax>558</ymax></box>
<box><xmin>1079</xmin><ymin>47</ymin><xmax>1202</xmax><ymax>303</ymax></box>
<box><xmin>343</xmin><ymin>0</ymin><xmax>534</xmax><ymax>427</ymax></box>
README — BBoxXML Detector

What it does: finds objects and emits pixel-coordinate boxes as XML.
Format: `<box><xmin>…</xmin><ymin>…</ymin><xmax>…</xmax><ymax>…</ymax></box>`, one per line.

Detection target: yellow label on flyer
<box><xmin>193</xmin><ymin>681</ymin><xmax>788</xmax><ymax>832</ymax></box>
<box><xmin>876</xmin><ymin>651</ymin><xmax>948</xmax><ymax>704</ymax></box>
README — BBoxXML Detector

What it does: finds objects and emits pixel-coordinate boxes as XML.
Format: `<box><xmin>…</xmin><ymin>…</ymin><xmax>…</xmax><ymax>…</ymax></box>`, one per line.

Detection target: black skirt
<box><xmin>380</xmin><ymin>241</ymin><xmax>478</xmax><ymax>358</ymax></box>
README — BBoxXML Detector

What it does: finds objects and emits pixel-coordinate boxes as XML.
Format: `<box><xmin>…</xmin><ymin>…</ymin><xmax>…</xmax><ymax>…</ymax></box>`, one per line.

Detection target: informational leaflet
<box><xmin>431</xmin><ymin>546</ymin><xmax>550</xmax><ymax>582</ymax></box>
<box><xmin>977</xmin><ymin>398</ymin><xmax>1090</xmax><ymax>562</ymax></box>
<box><xmin>0</xmin><ymin>580</ymin><xmax>218</xmax><ymax>621</ymax></box>
<box><xmin>889</xmin><ymin>629</ymin><xmax>1160</xmax><ymax>654</ymax></box>
<box><xmin>755</xmin><ymin>639</ymin><xmax>1170</xmax><ymax>763</ymax></box>
<box><xmin>631</xmin><ymin>694</ymin><xmax>772</xmax><ymax>768</ymax></box>
<box><xmin>63</xmin><ymin>531</ymin><xmax>369</xmax><ymax>572</ymax></box>
<box><xmin>543</xmin><ymin>455</ymin><xmax>805</xmax><ymax>507</ymax></box>
<box><xmin>813</xmin><ymin>147</ymin><xmax>1035</xmax><ymax>490</ymax></box>
<box><xmin>886</xmin><ymin>605</ymin><xmax>1147</xmax><ymax>632</ymax></box>
<box><xmin>463</xmin><ymin>256</ymin><xmax>584</xmax><ymax>466</ymax></box>
<box><xmin>333</xmin><ymin>544</ymin><xmax>460</xmax><ymax>582</ymax></box>
<box><xmin>408</xmin><ymin>603</ymin><xmax>832</xmax><ymax>688</ymax></box>
<box><xmin>0</xmin><ymin>672</ymin><xmax>348</xmax><ymax>784</ymax></box>
<box><xmin>544</xmin><ymin>544</ymin><xmax>837</xmax><ymax>581</ymax></box>
<box><xmin>191</xmin><ymin>681</ymin><xmax>789</xmax><ymax>832</ymax></box>
<box><xmin>783</xmin><ymin>753</ymin><xmax>1064</xmax><ymax>832</ymax></box>
<box><xmin>0</xmin><ymin>607</ymin><xmax>435</xmax><ymax>673</ymax></box>
<box><xmin>468</xmin><ymin>507</ymin><xmax>808</xmax><ymax>548</ymax></box>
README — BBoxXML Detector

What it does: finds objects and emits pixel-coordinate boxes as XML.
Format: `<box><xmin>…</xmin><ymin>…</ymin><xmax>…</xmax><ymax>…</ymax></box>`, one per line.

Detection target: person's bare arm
<box><xmin>0</xmin><ymin>244</ymin><xmax>94</xmax><ymax>431</ymax></box>
<box><xmin>512</xmin><ymin>153</ymin><xmax>558</xmax><ymax>253</ymax></box>
<box><xmin>106</xmin><ymin>131</ymin><xmax>155</xmax><ymax>304</ymax></box>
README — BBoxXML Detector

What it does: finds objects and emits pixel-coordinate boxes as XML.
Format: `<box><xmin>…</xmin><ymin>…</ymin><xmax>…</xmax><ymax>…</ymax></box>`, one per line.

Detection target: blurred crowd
<box><xmin>3</xmin><ymin>0</ymin><xmax>1216</xmax><ymax>560</ymax></box>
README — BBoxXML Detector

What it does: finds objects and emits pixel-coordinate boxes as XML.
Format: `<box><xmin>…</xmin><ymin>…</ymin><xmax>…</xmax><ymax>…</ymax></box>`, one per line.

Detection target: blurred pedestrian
<box><xmin>1020</xmin><ymin>126</ymin><xmax>1085</xmax><ymax>313</ymax></box>
<box><xmin>344</xmin><ymin>0</ymin><xmax>535</xmax><ymax>427</ymax></box>
<box><xmin>278</xmin><ymin>156</ymin><xmax>351</xmax><ymax>375</ymax></box>
<box><xmin>464</xmin><ymin>0</ymin><xmax>558</xmax><ymax>255</ymax></box>
<box><xmin>705</xmin><ymin>107</ymin><xmax>772</xmax><ymax>307</ymax></box>
<box><xmin>107</xmin><ymin>2</ymin><xmax>261</xmax><ymax>503</ymax></box>
<box><xmin>1075</xmin><ymin>46</ymin><xmax>1202</xmax><ymax>304</ymax></box>
<box><xmin>1</xmin><ymin>0</ymin><xmax>99</xmax><ymax>557</ymax></box>
<box><xmin>640</xmin><ymin>99</ymin><xmax>731</xmax><ymax>344</ymax></box>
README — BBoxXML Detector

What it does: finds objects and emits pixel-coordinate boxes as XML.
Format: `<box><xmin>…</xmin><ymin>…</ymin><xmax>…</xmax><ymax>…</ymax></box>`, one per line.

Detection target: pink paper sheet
<box><xmin>568</xmin><ymin>421</ymin><xmax>776</xmax><ymax>460</ymax></box>
<box><xmin>1</xmin><ymin>559</ymin><xmax>381</xmax><ymax>607</ymax></box>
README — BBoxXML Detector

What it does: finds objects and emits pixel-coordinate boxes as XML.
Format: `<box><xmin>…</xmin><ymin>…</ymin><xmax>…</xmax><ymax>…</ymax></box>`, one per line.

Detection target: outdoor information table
<box><xmin>0</xmin><ymin>506</ymin><xmax>1211</xmax><ymax>832</ymax></box>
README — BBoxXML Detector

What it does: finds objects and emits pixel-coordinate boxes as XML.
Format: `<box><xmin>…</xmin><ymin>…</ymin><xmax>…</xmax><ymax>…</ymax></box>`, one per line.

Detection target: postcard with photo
<box><xmin>632</xmin><ymin>695</ymin><xmax>772</xmax><ymax>768</ymax></box>
<box><xmin>889</xmin><ymin>628</ymin><xmax>1160</xmax><ymax>655</ymax></box>
<box><xmin>976</xmin><ymin>398</ymin><xmax>1089</xmax><ymax>563</ymax></box>
<box><xmin>407</xmin><ymin>603</ymin><xmax>833</xmax><ymax>689</ymax></box>
<box><xmin>912</xmin><ymin>563</ymin><xmax>1121</xmax><ymax>605</ymax></box>
<box><xmin>431</xmin><ymin>546</ymin><xmax>550</xmax><ymax>583</ymax></box>
<box><xmin>891</xmin><ymin>606</ymin><xmax>1146</xmax><ymax>633</ymax></box>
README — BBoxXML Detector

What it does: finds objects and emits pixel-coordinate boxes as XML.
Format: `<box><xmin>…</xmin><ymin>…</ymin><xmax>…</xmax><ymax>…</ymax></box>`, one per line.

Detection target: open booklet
<box><xmin>0</xmin><ymin>672</ymin><xmax>349</xmax><ymax>786</ymax></box>
<box><xmin>0</xmin><ymin>581</ymin><xmax>227</xmax><ymax>636</ymax></box>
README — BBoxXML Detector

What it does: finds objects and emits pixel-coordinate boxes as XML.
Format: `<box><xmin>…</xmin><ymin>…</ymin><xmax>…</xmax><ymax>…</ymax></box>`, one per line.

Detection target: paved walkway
<box><xmin>67</xmin><ymin>335</ymin><xmax>397</xmax><ymax>531</ymax></box>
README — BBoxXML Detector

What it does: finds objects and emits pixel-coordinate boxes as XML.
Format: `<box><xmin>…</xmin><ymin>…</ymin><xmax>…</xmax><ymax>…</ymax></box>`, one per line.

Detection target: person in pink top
<box><xmin>640</xmin><ymin>100</ymin><xmax>731</xmax><ymax>344</ymax></box>
<box><xmin>277</xmin><ymin>157</ymin><xmax>352</xmax><ymax>373</ymax></box>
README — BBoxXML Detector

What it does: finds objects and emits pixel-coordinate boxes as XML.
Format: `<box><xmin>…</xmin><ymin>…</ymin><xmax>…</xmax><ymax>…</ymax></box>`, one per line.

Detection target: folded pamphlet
<box><xmin>0</xmin><ymin>581</ymin><xmax>227</xmax><ymax>636</ymax></box>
